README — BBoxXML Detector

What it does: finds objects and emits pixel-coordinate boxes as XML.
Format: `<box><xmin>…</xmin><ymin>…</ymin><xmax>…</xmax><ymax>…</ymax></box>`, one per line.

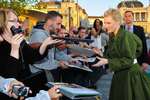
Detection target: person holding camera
<box><xmin>0</xmin><ymin>9</ymin><xmax>61</xmax><ymax>99</ymax></box>
<box><xmin>0</xmin><ymin>76</ymin><xmax>62</xmax><ymax>100</ymax></box>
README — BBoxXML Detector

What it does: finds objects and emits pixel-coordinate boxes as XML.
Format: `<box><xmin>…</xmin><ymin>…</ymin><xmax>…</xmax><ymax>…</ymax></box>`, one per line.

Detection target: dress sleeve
<box><xmin>108</xmin><ymin>33</ymin><xmax>142</xmax><ymax>72</ymax></box>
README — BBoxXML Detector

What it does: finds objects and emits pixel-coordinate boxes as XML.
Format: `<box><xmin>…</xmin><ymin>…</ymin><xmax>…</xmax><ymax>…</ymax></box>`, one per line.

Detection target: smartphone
<box><xmin>10</xmin><ymin>26</ymin><xmax>24</xmax><ymax>35</ymax></box>
<box><xmin>12</xmin><ymin>85</ymin><xmax>30</xmax><ymax>97</ymax></box>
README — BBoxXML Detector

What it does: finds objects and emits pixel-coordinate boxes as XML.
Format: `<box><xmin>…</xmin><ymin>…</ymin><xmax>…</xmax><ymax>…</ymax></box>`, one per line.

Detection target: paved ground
<box><xmin>96</xmin><ymin>72</ymin><xmax>113</xmax><ymax>100</ymax></box>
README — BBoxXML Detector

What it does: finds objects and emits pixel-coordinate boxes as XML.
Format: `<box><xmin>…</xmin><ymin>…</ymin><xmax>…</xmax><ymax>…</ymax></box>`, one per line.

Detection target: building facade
<box><xmin>20</xmin><ymin>0</ymin><xmax>88</xmax><ymax>30</ymax></box>
<box><xmin>19</xmin><ymin>0</ymin><xmax>150</xmax><ymax>36</ymax></box>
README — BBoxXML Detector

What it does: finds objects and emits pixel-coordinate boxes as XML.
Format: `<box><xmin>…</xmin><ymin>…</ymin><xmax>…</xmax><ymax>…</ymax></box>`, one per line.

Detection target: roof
<box><xmin>26</xmin><ymin>10</ymin><xmax>47</xmax><ymax>20</ymax></box>
<box><xmin>117</xmin><ymin>0</ymin><xmax>144</xmax><ymax>8</ymax></box>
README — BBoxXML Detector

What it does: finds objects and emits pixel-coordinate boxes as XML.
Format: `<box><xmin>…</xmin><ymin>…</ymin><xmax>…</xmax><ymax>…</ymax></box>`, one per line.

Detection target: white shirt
<box><xmin>125</xmin><ymin>25</ymin><xmax>134</xmax><ymax>33</ymax></box>
<box><xmin>90</xmin><ymin>35</ymin><xmax>102</xmax><ymax>49</ymax></box>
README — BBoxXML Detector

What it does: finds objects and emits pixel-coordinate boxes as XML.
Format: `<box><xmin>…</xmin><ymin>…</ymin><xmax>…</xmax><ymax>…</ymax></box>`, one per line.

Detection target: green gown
<box><xmin>105</xmin><ymin>28</ymin><xmax>150</xmax><ymax>100</ymax></box>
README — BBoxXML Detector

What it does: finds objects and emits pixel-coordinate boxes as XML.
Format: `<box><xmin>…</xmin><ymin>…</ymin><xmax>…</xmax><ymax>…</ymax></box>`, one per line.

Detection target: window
<box><xmin>141</xmin><ymin>12</ymin><xmax>146</xmax><ymax>21</ymax></box>
<box><xmin>135</xmin><ymin>12</ymin><xmax>140</xmax><ymax>21</ymax></box>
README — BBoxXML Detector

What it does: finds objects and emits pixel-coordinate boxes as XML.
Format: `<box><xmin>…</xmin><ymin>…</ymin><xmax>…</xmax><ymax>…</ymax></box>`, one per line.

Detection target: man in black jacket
<box><xmin>123</xmin><ymin>10</ymin><xmax>149</xmax><ymax>69</ymax></box>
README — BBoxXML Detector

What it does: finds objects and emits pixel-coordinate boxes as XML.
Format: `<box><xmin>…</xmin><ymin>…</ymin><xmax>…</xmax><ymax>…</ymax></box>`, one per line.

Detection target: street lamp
<box><xmin>69</xmin><ymin>6</ymin><xmax>71</xmax><ymax>29</ymax></box>
<box><xmin>76</xmin><ymin>0</ymin><xmax>79</xmax><ymax>26</ymax></box>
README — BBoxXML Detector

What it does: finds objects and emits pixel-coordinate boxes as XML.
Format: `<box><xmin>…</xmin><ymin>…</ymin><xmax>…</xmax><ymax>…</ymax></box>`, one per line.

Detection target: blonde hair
<box><xmin>0</xmin><ymin>9</ymin><xmax>17</xmax><ymax>35</ymax></box>
<box><xmin>104</xmin><ymin>8</ymin><xmax>122</xmax><ymax>24</ymax></box>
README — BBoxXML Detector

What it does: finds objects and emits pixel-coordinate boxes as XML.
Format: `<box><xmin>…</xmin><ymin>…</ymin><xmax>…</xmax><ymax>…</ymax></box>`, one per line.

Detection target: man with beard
<box><xmin>29</xmin><ymin>11</ymin><xmax>67</xmax><ymax>82</ymax></box>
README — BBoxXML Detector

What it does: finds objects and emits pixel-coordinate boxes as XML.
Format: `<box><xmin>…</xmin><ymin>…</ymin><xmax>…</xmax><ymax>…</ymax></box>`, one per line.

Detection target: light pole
<box><xmin>76</xmin><ymin>0</ymin><xmax>79</xmax><ymax>26</ymax></box>
<box><xmin>69</xmin><ymin>6</ymin><xmax>71</xmax><ymax>30</ymax></box>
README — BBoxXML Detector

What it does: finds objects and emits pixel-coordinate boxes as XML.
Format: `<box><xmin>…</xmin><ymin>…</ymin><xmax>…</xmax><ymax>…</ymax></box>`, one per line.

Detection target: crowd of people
<box><xmin>0</xmin><ymin>7</ymin><xmax>150</xmax><ymax>100</ymax></box>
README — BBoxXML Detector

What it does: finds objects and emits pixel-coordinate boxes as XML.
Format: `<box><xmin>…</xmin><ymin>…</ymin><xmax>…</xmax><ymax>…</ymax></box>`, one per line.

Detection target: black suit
<box><xmin>122</xmin><ymin>25</ymin><xmax>148</xmax><ymax>65</ymax></box>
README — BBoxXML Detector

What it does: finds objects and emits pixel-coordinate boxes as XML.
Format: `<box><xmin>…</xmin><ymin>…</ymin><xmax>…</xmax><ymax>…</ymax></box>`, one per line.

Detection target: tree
<box><xmin>0</xmin><ymin>0</ymin><xmax>38</xmax><ymax>15</ymax></box>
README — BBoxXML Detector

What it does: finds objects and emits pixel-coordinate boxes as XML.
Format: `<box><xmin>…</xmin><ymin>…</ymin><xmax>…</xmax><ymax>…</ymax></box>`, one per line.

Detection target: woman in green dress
<box><xmin>92</xmin><ymin>8</ymin><xmax>150</xmax><ymax>100</ymax></box>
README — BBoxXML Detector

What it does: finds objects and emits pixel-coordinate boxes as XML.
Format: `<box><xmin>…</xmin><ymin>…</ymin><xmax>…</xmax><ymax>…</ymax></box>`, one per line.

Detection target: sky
<box><xmin>76</xmin><ymin>0</ymin><xmax>149</xmax><ymax>16</ymax></box>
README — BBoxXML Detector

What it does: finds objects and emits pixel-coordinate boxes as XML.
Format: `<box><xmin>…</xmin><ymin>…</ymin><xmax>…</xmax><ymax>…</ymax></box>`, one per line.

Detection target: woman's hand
<box><xmin>0</xmin><ymin>35</ymin><xmax>3</xmax><ymax>42</ymax></box>
<box><xmin>48</xmin><ymin>86</ymin><xmax>62</xmax><ymax>100</ymax></box>
<box><xmin>11</xmin><ymin>34</ymin><xmax>24</xmax><ymax>49</ymax></box>
<box><xmin>10</xmin><ymin>34</ymin><xmax>24</xmax><ymax>59</ymax></box>
<box><xmin>92</xmin><ymin>57</ymin><xmax>108</xmax><ymax>67</ymax></box>
<box><xmin>141</xmin><ymin>63</ymin><xmax>149</xmax><ymax>71</ymax></box>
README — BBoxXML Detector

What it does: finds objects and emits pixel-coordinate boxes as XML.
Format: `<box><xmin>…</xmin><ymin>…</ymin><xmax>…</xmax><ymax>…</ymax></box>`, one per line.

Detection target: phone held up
<box><xmin>10</xmin><ymin>25</ymin><xmax>24</xmax><ymax>36</ymax></box>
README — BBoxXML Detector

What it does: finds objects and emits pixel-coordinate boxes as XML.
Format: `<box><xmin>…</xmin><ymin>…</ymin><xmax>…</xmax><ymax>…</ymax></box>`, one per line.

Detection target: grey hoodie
<box><xmin>29</xmin><ymin>28</ymin><xmax>59</xmax><ymax>72</ymax></box>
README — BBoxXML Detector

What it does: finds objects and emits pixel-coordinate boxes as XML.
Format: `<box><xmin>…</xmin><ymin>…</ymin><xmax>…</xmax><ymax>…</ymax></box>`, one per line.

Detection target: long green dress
<box><xmin>105</xmin><ymin>27</ymin><xmax>150</xmax><ymax>100</ymax></box>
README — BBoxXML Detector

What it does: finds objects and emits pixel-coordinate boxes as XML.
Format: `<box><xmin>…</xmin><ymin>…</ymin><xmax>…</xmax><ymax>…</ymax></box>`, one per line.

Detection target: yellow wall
<box><xmin>19</xmin><ymin>15</ymin><xmax>38</xmax><ymax>32</ymax></box>
<box><xmin>20</xmin><ymin>1</ymin><xmax>88</xmax><ymax>30</ymax></box>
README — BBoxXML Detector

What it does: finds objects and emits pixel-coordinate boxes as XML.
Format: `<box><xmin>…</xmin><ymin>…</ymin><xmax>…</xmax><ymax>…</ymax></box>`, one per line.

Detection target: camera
<box><xmin>10</xmin><ymin>26</ymin><xmax>24</xmax><ymax>36</ymax></box>
<box><xmin>12</xmin><ymin>85</ymin><xmax>30</xmax><ymax>97</ymax></box>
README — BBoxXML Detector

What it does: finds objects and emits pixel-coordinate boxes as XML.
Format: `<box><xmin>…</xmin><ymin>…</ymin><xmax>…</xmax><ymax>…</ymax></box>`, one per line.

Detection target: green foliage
<box><xmin>0</xmin><ymin>0</ymin><xmax>38</xmax><ymax>15</ymax></box>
